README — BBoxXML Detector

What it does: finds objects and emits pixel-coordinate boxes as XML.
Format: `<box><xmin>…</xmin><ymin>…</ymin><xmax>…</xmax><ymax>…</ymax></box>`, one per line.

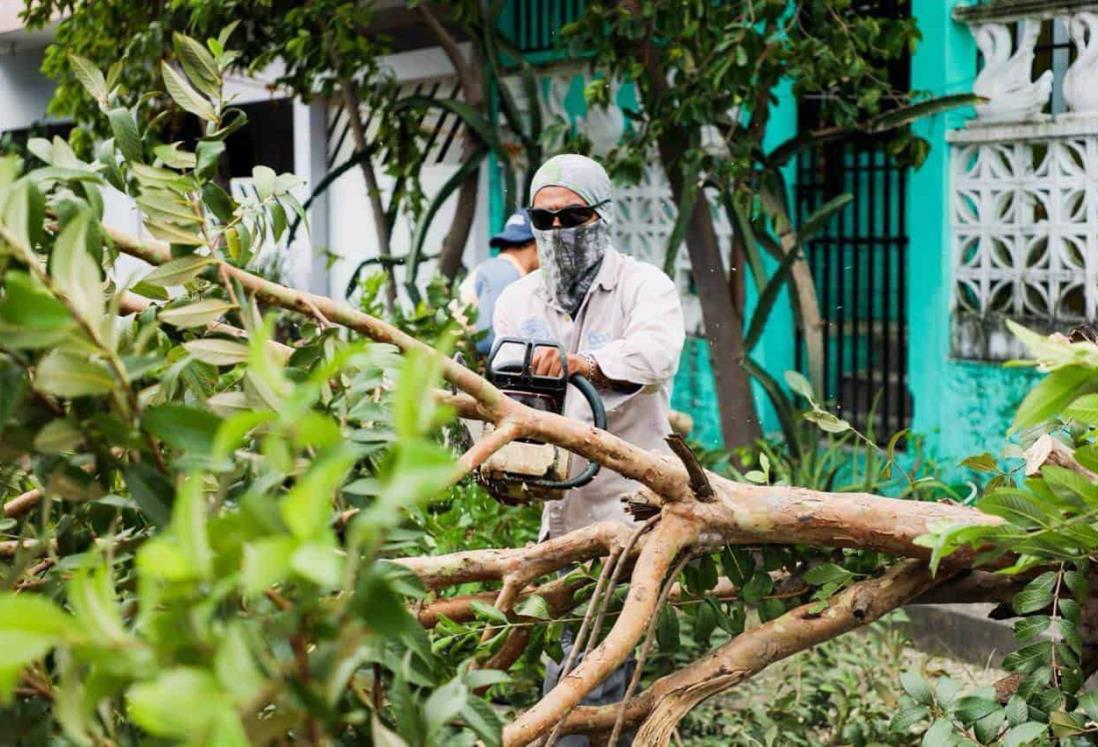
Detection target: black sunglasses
<box><xmin>527</xmin><ymin>200</ymin><xmax>609</xmax><ymax>230</ymax></box>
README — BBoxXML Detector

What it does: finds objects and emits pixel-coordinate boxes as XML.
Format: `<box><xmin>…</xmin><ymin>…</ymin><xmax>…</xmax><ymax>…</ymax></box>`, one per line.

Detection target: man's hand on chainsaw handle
<box><xmin>531</xmin><ymin>347</ymin><xmax>585</xmax><ymax>378</ymax></box>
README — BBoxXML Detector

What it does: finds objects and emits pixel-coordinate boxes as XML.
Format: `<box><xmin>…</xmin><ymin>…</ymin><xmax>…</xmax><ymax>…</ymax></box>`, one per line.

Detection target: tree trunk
<box><xmin>337</xmin><ymin>79</ymin><xmax>397</xmax><ymax>311</ymax></box>
<box><xmin>437</xmin><ymin>157</ymin><xmax>479</xmax><ymax>280</ymax></box>
<box><xmin>652</xmin><ymin>128</ymin><xmax>762</xmax><ymax>447</ymax></box>
<box><xmin>419</xmin><ymin>3</ymin><xmax>483</xmax><ymax>282</ymax></box>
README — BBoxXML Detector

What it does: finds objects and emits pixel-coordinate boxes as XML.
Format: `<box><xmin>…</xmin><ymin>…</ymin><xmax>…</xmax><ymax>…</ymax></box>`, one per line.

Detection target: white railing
<box><xmin>950</xmin><ymin>2</ymin><xmax>1098</xmax><ymax>360</ymax></box>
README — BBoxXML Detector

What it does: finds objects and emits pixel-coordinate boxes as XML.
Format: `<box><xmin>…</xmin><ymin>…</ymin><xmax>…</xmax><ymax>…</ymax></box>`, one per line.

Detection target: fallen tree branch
<box><xmin>558</xmin><ymin>559</ymin><xmax>949</xmax><ymax>745</ymax></box>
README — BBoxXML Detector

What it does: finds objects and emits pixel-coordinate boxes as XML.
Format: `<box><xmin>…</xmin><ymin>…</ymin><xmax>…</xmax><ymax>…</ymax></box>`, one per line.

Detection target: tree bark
<box><xmin>419</xmin><ymin>3</ymin><xmax>483</xmax><ymax>282</ymax></box>
<box><xmin>640</xmin><ymin>53</ymin><xmax>762</xmax><ymax>448</ymax></box>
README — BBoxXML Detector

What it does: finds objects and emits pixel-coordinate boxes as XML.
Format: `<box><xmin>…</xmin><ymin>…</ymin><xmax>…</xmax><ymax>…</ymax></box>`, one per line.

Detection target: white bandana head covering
<box><xmin>529</xmin><ymin>154</ymin><xmax>614</xmax><ymax>314</ymax></box>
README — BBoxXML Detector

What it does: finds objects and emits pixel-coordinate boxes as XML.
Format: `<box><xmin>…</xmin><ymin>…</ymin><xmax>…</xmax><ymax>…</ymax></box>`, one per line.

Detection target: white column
<box><xmin>291</xmin><ymin>99</ymin><xmax>330</xmax><ymax>295</ymax></box>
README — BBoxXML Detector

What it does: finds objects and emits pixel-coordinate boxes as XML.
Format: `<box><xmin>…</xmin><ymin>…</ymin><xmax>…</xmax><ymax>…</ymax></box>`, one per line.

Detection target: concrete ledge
<box><xmin>902</xmin><ymin>603</ymin><xmax>1016</xmax><ymax>668</ymax></box>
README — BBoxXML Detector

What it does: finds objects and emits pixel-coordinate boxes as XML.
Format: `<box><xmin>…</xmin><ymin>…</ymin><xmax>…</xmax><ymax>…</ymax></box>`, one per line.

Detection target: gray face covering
<box><xmin>529</xmin><ymin>154</ymin><xmax>615</xmax><ymax>316</ymax></box>
<box><xmin>533</xmin><ymin>218</ymin><xmax>612</xmax><ymax>315</ymax></box>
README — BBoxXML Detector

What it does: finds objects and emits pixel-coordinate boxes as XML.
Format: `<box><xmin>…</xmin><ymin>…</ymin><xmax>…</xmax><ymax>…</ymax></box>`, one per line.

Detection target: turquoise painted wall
<box><xmin>906</xmin><ymin>0</ymin><xmax>1037</xmax><ymax>466</ymax></box>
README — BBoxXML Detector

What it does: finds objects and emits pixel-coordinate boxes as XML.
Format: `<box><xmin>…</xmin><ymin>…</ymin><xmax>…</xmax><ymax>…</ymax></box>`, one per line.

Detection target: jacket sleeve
<box><xmin>587</xmin><ymin>267</ymin><xmax>685</xmax><ymax>390</ymax></box>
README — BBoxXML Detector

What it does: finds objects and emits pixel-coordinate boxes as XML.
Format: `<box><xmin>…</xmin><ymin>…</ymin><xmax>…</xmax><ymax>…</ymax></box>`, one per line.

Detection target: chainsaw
<box><xmin>468</xmin><ymin>336</ymin><xmax>606</xmax><ymax>503</ymax></box>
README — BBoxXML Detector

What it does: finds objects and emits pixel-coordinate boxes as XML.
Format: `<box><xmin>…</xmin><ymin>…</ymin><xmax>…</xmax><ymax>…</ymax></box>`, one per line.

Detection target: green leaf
<box><xmin>1013</xmin><ymin>615</ymin><xmax>1051</xmax><ymax>642</ymax></box>
<box><xmin>889</xmin><ymin>705</ymin><xmax>929</xmax><ymax>733</ymax></box>
<box><xmin>741</xmin><ymin>571</ymin><xmax>773</xmax><ymax>603</ymax></box>
<box><xmin>160</xmin><ymin>61</ymin><xmax>217</xmax><ymax>121</ymax></box>
<box><xmin>798</xmin><ymin>193</ymin><xmax>853</xmax><ymax>241</ymax></box>
<box><xmin>214</xmin><ymin>624</ymin><xmax>265</xmax><ymax>707</ymax></box>
<box><xmin>935</xmin><ymin>676</ymin><xmax>962</xmax><ymax>707</ymax></box>
<box><xmin>1001</xmin><ymin>722</ymin><xmax>1047</xmax><ymax>747</ymax></box>
<box><xmin>159</xmin><ymin>299</ymin><xmax>236</xmax><ymax>328</ymax></box>
<box><xmin>662</xmin><ymin>170</ymin><xmax>698</xmax><ymax>276</ymax></box>
<box><xmin>784</xmin><ymin>369</ymin><xmax>814</xmax><ymax>401</ymax></box>
<box><xmin>172</xmin><ymin>474</ymin><xmax>213</xmax><ymax>579</ymax></box>
<box><xmin>951</xmin><ymin>695</ymin><xmax>1000</xmax><ymax>725</ymax></box>
<box><xmin>68</xmin><ymin>54</ymin><xmax>108</xmax><ymax>105</ymax></box>
<box><xmin>0</xmin><ymin>593</ymin><xmax>72</xmax><ymax>702</ymax></box>
<box><xmin>803</xmin><ymin>408</ymin><xmax>851</xmax><ymax>434</ymax></box>
<box><xmin>34</xmin><ymin>417</ymin><xmax>84</xmax><ymax>453</ymax></box>
<box><xmin>195</xmin><ymin>140</ymin><xmax>225</xmax><ymax>179</ymax></box>
<box><xmin>153</xmin><ymin>142</ymin><xmax>196</xmax><ymax>170</ymax></box>
<box><xmin>51</xmin><ymin>210</ymin><xmax>103</xmax><ymax>329</ymax></box>
<box><xmin>241</xmin><ymin>536</ymin><xmax>296</xmax><ymax>595</ymax></box>
<box><xmin>1002</xmin><ymin>640</ymin><xmax>1053</xmax><ymax>674</ymax></box>
<box><xmin>461</xmin><ymin>696</ymin><xmax>503</xmax><ymax>747</ymax></box>
<box><xmin>173</xmin><ymin>32</ymin><xmax>221</xmax><ymax>101</ymax></box>
<box><xmin>290</xmin><ymin>542</ymin><xmax>343</xmax><ymax>588</ymax></box>
<box><xmin>1005</xmin><ymin>694</ymin><xmax>1029</xmax><ymax>726</ymax></box>
<box><xmin>371</xmin><ymin>713</ymin><xmax>411</xmax><ymax>747</ymax></box>
<box><xmin>201</xmin><ymin>182</ymin><xmax>234</xmax><ymax>222</ymax></box>
<box><xmin>1064</xmin><ymin>392</ymin><xmax>1098</xmax><ymax>425</ymax></box>
<box><xmin>183</xmin><ymin>338</ymin><xmax>251</xmax><ymax>366</ymax></box>
<box><xmin>744</xmin><ymin>242</ymin><xmax>804</xmax><ymax>352</ymax></box>
<box><xmin>515</xmin><ymin>594</ymin><xmax>551</xmax><ymax>620</ymax></box>
<box><xmin>1050</xmin><ymin>710</ymin><xmax>1087</xmax><ymax>737</ymax></box>
<box><xmin>67</xmin><ymin>563</ymin><xmax>126</xmax><ymax>643</ymax></box>
<box><xmin>141</xmin><ymin>254</ymin><xmax>215</xmax><ymax>287</ymax></box>
<box><xmin>126</xmin><ymin>668</ymin><xmax>229</xmax><ymax>738</ymax></box>
<box><xmin>922</xmin><ymin>718</ymin><xmax>954</xmax><ymax>746</ymax></box>
<box><xmin>0</xmin><ymin>271</ymin><xmax>72</xmax><ymax>342</ymax></box>
<box><xmin>423</xmin><ymin>672</ymin><xmax>467</xmax><ymax>738</ymax></box>
<box><xmin>1073</xmin><ymin>444</ymin><xmax>1098</xmax><ymax>475</ymax></box>
<box><xmin>252</xmin><ymin>166</ymin><xmax>275</xmax><ymax>200</ymax></box>
<box><xmin>973</xmin><ymin>709</ymin><xmax>1006</xmax><ymax>744</ymax></box>
<box><xmin>144</xmin><ymin>218</ymin><xmax>204</xmax><ymax>246</ymax></box>
<box><xmin>0</xmin><ymin>592</ymin><xmax>73</xmax><ymax>638</ymax></box>
<box><xmin>1013</xmin><ymin>573</ymin><xmax>1056</xmax><ymax>614</ymax></box>
<box><xmin>107</xmin><ymin>108</ymin><xmax>142</xmax><ymax>163</ymax></box>
<box><xmin>900</xmin><ymin>671</ymin><xmax>933</xmax><ymax>706</ymax></box>
<box><xmin>280</xmin><ymin>452</ymin><xmax>354</xmax><ymax>539</ymax></box>
<box><xmin>977</xmin><ymin>492</ymin><xmax>1047</xmax><ymax>530</ymax></box>
<box><xmin>1013</xmin><ymin>365</ymin><xmax>1096</xmax><ymax>432</ymax></box>
<box><xmin>143</xmin><ymin>403</ymin><xmax>222</xmax><ymax>455</ymax></box>
<box><xmin>124</xmin><ymin>462</ymin><xmax>173</xmax><ymax>527</ymax></box>
<box><xmin>656</xmin><ymin>605</ymin><xmax>680</xmax><ymax>652</ymax></box>
<box><xmin>693</xmin><ymin>597</ymin><xmax>718</xmax><ymax>647</ymax></box>
<box><xmin>35</xmin><ymin>350</ymin><xmax>114</xmax><ymax>397</ymax></box>
<box><xmin>962</xmin><ymin>453</ymin><xmax>999</xmax><ymax>473</ymax></box>
<box><xmin>803</xmin><ymin>563</ymin><xmax>855</xmax><ymax>586</ymax></box>
<box><xmin>2</xmin><ymin>178</ymin><xmax>45</xmax><ymax>252</ymax></box>
<box><xmin>0</xmin><ymin>360</ymin><xmax>25</xmax><ymax>429</ymax></box>
<box><xmin>470</xmin><ymin>600</ymin><xmax>510</xmax><ymax>625</ymax></box>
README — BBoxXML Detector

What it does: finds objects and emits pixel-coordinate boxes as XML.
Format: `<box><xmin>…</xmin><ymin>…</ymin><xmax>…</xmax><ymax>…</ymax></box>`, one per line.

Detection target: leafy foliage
<box><xmin>0</xmin><ymin>36</ymin><xmax>515</xmax><ymax>745</ymax></box>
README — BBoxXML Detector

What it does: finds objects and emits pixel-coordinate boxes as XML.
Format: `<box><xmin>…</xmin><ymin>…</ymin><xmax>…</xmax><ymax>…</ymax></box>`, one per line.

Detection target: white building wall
<box><xmin>0</xmin><ymin>44</ymin><xmax>55</xmax><ymax>132</ymax></box>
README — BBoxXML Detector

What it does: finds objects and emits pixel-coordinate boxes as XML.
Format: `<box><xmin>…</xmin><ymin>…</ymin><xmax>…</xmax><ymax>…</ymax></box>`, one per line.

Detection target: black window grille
<box><xmin>794</xmin><ymin>0</ymin><xmax>912</xmax><ymax>441</ymax></box>
<box><xmin>506</xmin><ymin>0</ymin><xmax>586</xmax><ymax>53</ymax></box>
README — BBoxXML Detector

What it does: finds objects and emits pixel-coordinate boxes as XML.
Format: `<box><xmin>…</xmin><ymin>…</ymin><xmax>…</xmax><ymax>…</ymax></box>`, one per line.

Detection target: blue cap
<box><xmin>490</xmin><ymin>209</ymin><xmax>534</xmax><ymax>248</ymax></box>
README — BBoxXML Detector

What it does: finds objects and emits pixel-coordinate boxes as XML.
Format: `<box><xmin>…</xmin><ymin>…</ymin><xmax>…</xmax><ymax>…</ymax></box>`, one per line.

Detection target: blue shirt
<box><xmin>465</xmin><ymin>255</ymin><xmax>522</xmax><ymax>355</ymax></box>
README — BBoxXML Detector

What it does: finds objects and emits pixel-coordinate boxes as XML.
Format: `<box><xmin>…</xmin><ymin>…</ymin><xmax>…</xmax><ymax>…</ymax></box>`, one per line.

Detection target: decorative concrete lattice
<box><xmin>950</xmin><ymin>8</ymin><xmax>1098</xmax><ymax>360</ymax></box>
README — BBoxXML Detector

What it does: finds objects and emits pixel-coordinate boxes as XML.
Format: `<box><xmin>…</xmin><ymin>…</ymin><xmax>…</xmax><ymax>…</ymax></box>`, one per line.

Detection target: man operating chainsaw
<box><xmin>492</xmin><ymin>154</ymin><xmax>685</xmax><ymax>744</ymax></box>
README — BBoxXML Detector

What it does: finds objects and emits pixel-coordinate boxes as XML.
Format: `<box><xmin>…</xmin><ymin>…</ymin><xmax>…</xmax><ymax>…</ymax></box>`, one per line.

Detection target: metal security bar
<box><xmin>795</xmin><ymin>142</ymin><xmax>911</xmax><ymax>439</ymax></box>
<box><xmin>794</xmin><ymin>0</ymin><xmax>912</xmax><ymax>440</ymax></box>
<box><xmin>507</xmin><ymin>0</ymin><xmax>586</xmax><ymax>53</ymax></box>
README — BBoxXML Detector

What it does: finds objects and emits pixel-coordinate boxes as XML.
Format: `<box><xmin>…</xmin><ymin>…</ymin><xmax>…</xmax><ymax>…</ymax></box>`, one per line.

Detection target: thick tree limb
<box><xmin>393</xmin><ymin>521</ymin><xmax>633</xmax><ymax>591</ymax></box>
<box><xmin>4</xmin><ymin>489</ymin><xmax>42</xmax><ymax>519</ymax></box>
<box><xmin>503</xmin><ymin>513</ymin><xmax>698</xmax><ymax>746</ymax></box>
<box><xmin>558</xmin><ymin>559</ymin><xmax>947</xmax><ymax>744</ymax></box>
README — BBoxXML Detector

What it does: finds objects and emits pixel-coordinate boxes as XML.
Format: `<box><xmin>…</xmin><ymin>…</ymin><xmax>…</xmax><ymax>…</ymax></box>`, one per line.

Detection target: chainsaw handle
<box><xmin>523</xmin><ymin>371</ymin><xmax>605</xmax><ymax>491</ymax></box>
